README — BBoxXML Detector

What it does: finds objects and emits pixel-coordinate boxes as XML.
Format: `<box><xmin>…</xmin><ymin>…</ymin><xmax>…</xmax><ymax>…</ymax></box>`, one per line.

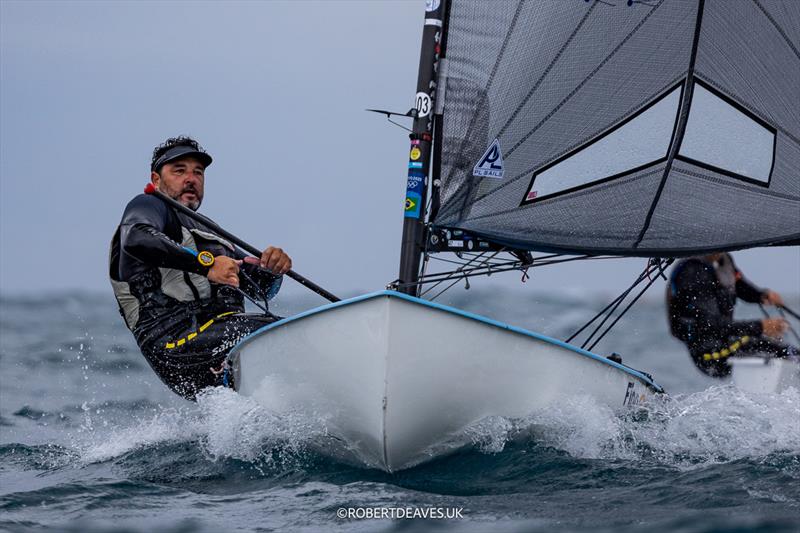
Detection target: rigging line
<box><xmin>567</xmin><ymin>289</ymin><xmax>630</xmax><ymax>344</ymax></box>
<box><xmin>414</xmin><ymin>254</ymin><xmax>620</xmax><ymax>295</ymax></box>
<box><xmin>428</xmin><ymin>274</ymin><xmax>468</xmax><ymax>301</ymax></box>
<box><xmin>460</xmin><ymin>251</ymin><xmax>563</xmax><ymax>265</ymax></box>
<box><xmin>522</xmin><ymin>255</ymin><xmax>606</xmax><ymax>268</ymax></box>
<box><xmin>387</xmin><ymin>117</ymin><xmax>413</xmax><ymax>132</ymax></box>
<box><xmin>416</xmin><ymin>263</ymin><xmax>527</xmax><ymax>285</ymax></box>
<box><xmin>427</xmin><ymin>255</ymin><xmax>517</xmax><ymax>269</ymax></box>
<box><xmin>426</xmin><ymin>252</ymin><xmax>507</xmax><ymax>300</ymax></box>
<box><xmin>437</xmin><ymin>257</ymin><xmax>513</xmax><ymax>269</ymax></box>
<box><xmin>420</xmin><ymin>250</ymin><xmax>506</xmax><ymax>299</ymax></box>
<box><xmin>426</xmin><ymin>253</ymin><xmax>612</xmax><ymax>276</ymax></box>
<box><xmin>419</xmin><ymin>251</ymin><xmax>489</xmax><ymax>298</ymax></box>
<box><xmin>417</xmin><ymin>262</ymin><xmax>528</xmax><ymax>286</ymax></box>
<box><xmin>427</xmin><ymin>255</ymin><xmax>499</xmax><ymax>267</ymax></box>
<box><xmin>574</xmin><ymin>260</ymin><xmax>662</xmax><ymax>347</ymax></box>
<box><xmin>586</xmin><ymin>259</ymin><xmax>668</xmax><ymax>352</ymax></box>
<box><xmin>578</xmin><ymin>279</ymin><xmax>640</xmax><ymax>350</ymax></box>
<box><xmin>449</xmin><ymin>253</ymin><xmax>517</xmax><ymax>266</ymax></box>
<box><xmin>581</xmin><ymin>258</ymin><xmax>667</xmax><ymax>349</ymax></box>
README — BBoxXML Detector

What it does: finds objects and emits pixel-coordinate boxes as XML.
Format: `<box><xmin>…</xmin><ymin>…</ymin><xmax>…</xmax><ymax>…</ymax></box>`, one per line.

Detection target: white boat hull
<box><xmin>229</xmin><ymin>291</ymin><xmax>662</xmax><ymax>471</ymax></box>
<box><xmin>730</xmin><ymin>356</ymin><xmax>800</xmax><ymax>393</ymax></box>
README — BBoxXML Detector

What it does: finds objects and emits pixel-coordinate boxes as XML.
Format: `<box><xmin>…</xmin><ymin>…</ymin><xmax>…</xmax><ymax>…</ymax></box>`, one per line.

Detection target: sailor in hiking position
<box><xmin>667</xmin><ymin>252</ymin><xmax>796</xmax><ymax>377</ymax></box>
<box><xmin>109</xmin><ymin>136</ymin><xmax>292</xmax><ymax>399</ymax></box>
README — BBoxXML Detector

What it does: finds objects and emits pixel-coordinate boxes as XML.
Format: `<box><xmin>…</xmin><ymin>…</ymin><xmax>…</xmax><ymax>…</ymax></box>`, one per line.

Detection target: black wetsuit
<box><xmin>667</xmin><ymin>253</ymin><xmax>793</xmax><ymax>377</ymax></box>
<box><xmin>109</xmin><ymin>194</ymin><xmax>281</xmax><ymax>399</ymax></box>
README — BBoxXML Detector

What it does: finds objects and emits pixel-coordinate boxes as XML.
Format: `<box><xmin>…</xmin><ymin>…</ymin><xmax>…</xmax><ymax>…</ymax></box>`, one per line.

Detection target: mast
<box><xmin>397</xmin><ymin>0</ymin><xmax>447</xmax><ymax>296</ymax></box>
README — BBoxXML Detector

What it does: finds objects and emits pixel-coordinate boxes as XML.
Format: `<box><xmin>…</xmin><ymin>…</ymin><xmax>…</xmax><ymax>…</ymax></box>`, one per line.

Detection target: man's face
<box><xmin>151</xmin><ymin>156</ymin><xmax>205</xmax><ymax>210</ymax></box>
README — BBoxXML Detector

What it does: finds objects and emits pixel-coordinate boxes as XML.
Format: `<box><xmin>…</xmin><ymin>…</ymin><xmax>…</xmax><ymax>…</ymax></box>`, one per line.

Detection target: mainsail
<box><xmin>430</xmin><ymin>0</ymin><xmax>800</xmax><ymax>257</ymax></box>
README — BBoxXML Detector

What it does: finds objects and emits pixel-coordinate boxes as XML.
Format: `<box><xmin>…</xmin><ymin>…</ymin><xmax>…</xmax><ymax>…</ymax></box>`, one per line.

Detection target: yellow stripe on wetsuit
<box><xmin>164</xmin><ymin>312</ymin><xmax>237</xmax><ymax>349</ymax></box>
<box><xmin>702</xmin><ymin>336</ymin><xmax>751</xmax><ymax>361</ymax></box>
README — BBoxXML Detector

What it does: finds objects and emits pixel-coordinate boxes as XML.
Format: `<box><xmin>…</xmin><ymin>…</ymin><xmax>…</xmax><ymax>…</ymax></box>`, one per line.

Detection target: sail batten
<box><xmin>433</xmin><ymin>0</ymin><xmax>800</xmax><ymax>256</ymax></box>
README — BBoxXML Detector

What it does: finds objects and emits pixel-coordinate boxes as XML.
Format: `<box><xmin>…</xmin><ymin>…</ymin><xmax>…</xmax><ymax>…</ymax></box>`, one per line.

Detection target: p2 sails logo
<box><xmin>473</xmin><ymin>139</ymin><xmax>504</xmax><ymax>179</ymax></box>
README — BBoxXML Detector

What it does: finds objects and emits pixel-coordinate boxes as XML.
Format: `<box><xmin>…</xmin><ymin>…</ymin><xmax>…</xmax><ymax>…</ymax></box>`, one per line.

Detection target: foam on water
<box><xmin>69</xmin><ymin>387</ymin><xmax>331</xmax><ymax>470</ymax></box>
<box><xmin>68</xmin><ymin>383</ymin><xmax>800</xmax><ymax>474</ymax></box>
<box><xmin>466</xmin><ymin>385</ymin><xmax>800</xmax><ymax>469</ymax></box>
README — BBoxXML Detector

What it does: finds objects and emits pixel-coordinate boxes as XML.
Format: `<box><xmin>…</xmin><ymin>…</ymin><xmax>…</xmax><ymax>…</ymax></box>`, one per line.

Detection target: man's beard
<box><xmin>182</xmin><ymin>195</ymin><xmax>202</xmax><ymax>211</ymax></box>
<box><xmin>160</xmin><ymin>185</ymin><xmax>202</xmax><ymax>211</ymax></box>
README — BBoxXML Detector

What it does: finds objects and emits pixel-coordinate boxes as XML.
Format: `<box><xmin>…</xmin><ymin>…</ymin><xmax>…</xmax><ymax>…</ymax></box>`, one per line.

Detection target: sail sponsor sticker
<box><xmin>473</xmin><ymin>138</ymin><xmax>504</xmax><ymax>179</ymax></box>
<box><xmin>408</xmin><ymin>161</ymin><xmax>423</xmax><ymax>169</ymax></box>
<box><xmin>410</xmin><ymin>147</ymin><xmax>421</xmax><ymax>161</ymax></box>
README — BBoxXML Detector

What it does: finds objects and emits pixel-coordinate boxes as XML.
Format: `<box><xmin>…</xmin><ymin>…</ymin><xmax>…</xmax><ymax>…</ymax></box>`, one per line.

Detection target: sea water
<box><xmin>1</xmin><ymin>290</ymin><xmax>798</xmax><ymax>532</ymax></box>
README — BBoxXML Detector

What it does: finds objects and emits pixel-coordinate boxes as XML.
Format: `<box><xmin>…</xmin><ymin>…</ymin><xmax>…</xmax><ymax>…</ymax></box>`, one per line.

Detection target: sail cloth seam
<box><xmin>752</xmin><ymin>0</ymin><xmax>800</xmax><ymax>61</ymax></box>
<box><xmin>504</xmin><ymin>0</ymin><xmax>666</xmax><ymax>160</ymax></box>
<box><xmin>633</xmin><ymin>0</ymin><xmax>706</xmax><ymax>249</ymax></box>
<box><xmin>439</xmin><ymin>0</ymin><xmax>669</xmax><ymax>223</ymax></box>
<box><xmin>671</xmin><ymin>167</ymin><xmax>800</xmax><ymax>201</ymax></box>
<box><xmin>494</xmin><ymin>1</ymin><xmax>599</xmax><ymax>143</ymax></box>
<box><xmin>454</xmin><ymin>0</ymin><xmax>527</xmax><ymax>221</ymax></box>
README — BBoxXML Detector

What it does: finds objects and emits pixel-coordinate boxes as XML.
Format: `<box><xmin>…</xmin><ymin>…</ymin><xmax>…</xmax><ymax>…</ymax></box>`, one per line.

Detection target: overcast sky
<box><xmin>1</xmin><ymin>0</ymin><xmax>798</xmax><ymax>303</ymax></box>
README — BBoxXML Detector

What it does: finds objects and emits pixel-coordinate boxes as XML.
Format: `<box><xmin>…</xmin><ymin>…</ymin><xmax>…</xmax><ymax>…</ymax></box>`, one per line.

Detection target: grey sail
<box><xmin>433</xmin><ymin>0</ymin><xmax>800</xmax><ymax>256</ymax></box>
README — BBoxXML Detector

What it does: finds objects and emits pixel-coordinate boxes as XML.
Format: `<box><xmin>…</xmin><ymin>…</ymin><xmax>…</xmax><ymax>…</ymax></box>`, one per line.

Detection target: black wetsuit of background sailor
<box><xmin>667</xmin><ymin>253</ymin><xmax>793</xmax><ymax>377</ymax></box>
<box><xmin>109</xmin><ymin>194</ymin><xmax>281</xmax><ymax>399</ymax></box>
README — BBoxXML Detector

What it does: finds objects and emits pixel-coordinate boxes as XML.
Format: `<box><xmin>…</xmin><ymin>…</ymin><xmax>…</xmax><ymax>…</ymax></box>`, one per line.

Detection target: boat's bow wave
<box><xmin>4</xmin><ymin>385</ymin><xmax>797</xmax><ymax>493</ymax></box>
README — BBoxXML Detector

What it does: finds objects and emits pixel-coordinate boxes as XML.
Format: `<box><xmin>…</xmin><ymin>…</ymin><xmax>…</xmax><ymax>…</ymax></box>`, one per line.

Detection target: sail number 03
<box><xmin>415</xmin><ymin>92</ymin><xmax>432</xmax><ymax>118</ymax></box>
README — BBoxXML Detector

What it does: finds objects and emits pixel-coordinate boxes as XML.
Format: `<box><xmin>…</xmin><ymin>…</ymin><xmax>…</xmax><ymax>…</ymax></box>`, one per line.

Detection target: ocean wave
<box><xmin>501</xmin><ymin>385</ymin><xmax>800</xmax><ymax>468</ymax></box>
<box><xmin>59</xmin><ymin>384</ymin><xmax>800</xmax><ymax>477</ymax></box>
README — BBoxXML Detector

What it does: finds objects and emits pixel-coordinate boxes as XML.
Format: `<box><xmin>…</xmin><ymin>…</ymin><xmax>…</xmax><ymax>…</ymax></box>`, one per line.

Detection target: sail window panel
<box><xmin>678</xmin><ymin>83</ymin><xmax>775</xmax><ymax>185</ymax></box>
<box><xmin>523</xmin><ymin>86</ymin><xmax>680</xmax><ymax>202</ymax></box>
<box><xmin>456</xmin><ymin>163</ymin><xmax>667</xmax><ymax>253</ymax></box>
